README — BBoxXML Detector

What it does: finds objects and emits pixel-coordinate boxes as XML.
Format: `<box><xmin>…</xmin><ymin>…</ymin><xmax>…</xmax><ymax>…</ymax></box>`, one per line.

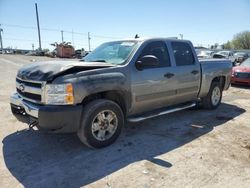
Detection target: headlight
<box><xmin>44</xmin><ymin>83</ymin><xmax>74</xmax><ymax>105</ymax></box>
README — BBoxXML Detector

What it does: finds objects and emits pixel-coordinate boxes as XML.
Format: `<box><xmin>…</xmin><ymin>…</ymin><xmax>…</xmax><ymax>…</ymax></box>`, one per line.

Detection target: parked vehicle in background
<box><xmin>51</xmin><ymin>42</ymin><xmax>75</xmax><ymax>58</ymax></box>
<box><xmin>195</xmin><ymin>49</ymin><xmax>201</xmax><ymax>56</ymax></box>
<box><xmin>5</xmin><ymin>49</ymin><xmax>14</xmax><ymax>54</ymax></box>
<box><xmin>10</xmin><ymin>38</ymin><xmax>232</xmax><ymax>148</ymax></box>
<box><xmin>197</xmin><ymin>50</ymin><xmax>214</xmax><ymax>59</ymax></box>
<box><xmin>213</xmin><ymin>51</ymin><xmax>236</xmax><ymax>65</ymax></box>
<box><xmin>75</xmin><ymin>48</ymin><xmax>89</xmax><ymax>59</ymax></box>
<box><xmin>234</xmin><ymin>52</ymin><xmax>249</xmax><ymax>64</ymax></box>
<box><xmin>231</xmin><ymin>58</ymin><xmax>250</xmax><ymax>85</ymax></box>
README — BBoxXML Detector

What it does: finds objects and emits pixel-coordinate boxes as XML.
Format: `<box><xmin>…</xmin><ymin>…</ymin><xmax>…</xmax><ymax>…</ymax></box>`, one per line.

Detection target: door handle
<box><xmin>191</xmin><ymin>70</ymin><xmax>199</xmax><ymax>75</ymax></box>
<box><xmin>164</xmin><ymin>73</ymin><xmax>175</xmax><ymax>78</ymax></box>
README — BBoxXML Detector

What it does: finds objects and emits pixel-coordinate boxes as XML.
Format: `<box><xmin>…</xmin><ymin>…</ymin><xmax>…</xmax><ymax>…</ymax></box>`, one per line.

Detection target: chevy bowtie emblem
<box><xmin>19</xmin><ymin>84</ymin><xmax>25</xmax><ymax>92</ymax></box>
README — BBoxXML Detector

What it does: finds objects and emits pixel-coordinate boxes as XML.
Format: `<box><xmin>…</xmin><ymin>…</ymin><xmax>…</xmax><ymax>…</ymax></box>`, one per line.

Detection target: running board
<box><xmin>127</xmin><ymin>102</ymin><xmax>196</xmax><ymax>123</ymax></box>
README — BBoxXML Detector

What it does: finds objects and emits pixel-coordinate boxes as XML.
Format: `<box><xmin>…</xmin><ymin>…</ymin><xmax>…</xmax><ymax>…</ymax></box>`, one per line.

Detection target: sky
<box><xmin>0</xmin><ymin>0</ymin><xmax>250</xmax><ymax>51</ymax></box>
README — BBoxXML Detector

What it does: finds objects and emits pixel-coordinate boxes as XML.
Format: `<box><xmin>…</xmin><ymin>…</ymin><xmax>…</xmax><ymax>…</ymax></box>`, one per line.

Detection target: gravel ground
<box><xmin>0</xmin><ymin>54</ymin><xmax>250</xmax><ymax>188</ymax></box>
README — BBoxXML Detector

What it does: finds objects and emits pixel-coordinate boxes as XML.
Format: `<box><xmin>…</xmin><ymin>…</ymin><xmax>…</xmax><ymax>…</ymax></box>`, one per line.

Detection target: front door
<box><xmin>130</xmin><ymin>41</ymin><xmax>177</xmax><ymax>115</ymax></box>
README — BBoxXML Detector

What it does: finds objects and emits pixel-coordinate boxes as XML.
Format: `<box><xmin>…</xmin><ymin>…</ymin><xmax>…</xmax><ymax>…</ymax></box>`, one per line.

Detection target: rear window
<box><xmin>171</xmin><ymin>42</ymin><xmax>195</xmax><ymax>66</ymax></box>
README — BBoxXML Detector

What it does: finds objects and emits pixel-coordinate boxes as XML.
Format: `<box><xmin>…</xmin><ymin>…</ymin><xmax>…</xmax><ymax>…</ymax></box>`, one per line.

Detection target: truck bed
<box><xmin>198</xmin><ymin>59</ymin><xmax>232</xmax><ymax>98</ymax></box>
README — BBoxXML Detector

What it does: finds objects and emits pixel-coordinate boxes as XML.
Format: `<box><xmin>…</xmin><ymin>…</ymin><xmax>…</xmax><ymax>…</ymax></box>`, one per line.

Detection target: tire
<box><xmin>202</xmin><ymin>82</ymin><xmax>222</xmax><ymax>110</ymax></box>
<box><xmin>77</xmin><ymin>99</ymin><xmax>124</xmax><ymax>148</ymax></box>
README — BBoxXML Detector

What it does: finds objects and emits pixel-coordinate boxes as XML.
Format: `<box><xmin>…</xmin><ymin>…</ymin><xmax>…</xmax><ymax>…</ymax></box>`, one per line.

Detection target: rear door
<box><xmin>169</xmin><ymin>41</ymin><xmax>201</xmax><ymax>104</ymax></box>
<box><xmin>130</xmin><ymin>41</ymin><xmax>177</xmax><ymax>114</ymax></box>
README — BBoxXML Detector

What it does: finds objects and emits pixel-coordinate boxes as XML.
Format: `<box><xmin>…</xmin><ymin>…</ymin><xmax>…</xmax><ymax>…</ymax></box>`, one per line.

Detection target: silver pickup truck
<box><xmin>10</xmin><ymin>38</ymin><xmax>232</xmax><ymax>148</ymax></box>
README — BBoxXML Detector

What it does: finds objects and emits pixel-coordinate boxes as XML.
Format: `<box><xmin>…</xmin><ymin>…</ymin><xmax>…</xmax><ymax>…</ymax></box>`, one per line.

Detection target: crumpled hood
<box><xmin>17</xmin><ymin>60</ymin><xmax>114</xmax><ymax>81</ymax></box>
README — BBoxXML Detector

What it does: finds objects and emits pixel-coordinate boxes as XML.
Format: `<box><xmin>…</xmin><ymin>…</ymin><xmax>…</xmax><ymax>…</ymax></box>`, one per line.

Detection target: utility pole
<box><xmin>0</xmin><ymin>24</ymin><xmax>3</xmax><ymax>54</ymax></box>
<box><xmin>179</xmin><ymin>34</ymin><xmax>183</xmax><ymax>40</ymax></box>
<box><xmin>61</xmin><ymin>30</ymin><xmax>64</xmax><ymax>43</ymax></box>
<box><xmin>32</xmin><ymin>44</ymin><xmax>34</xmax><ymax>51</ymax></box>
<box><xmin>88</xmin><ymin>32</ymin><xmax>91</xmax><ymax>52</ymax></box>
<box><xmin>35</xmin><ymin>3</ymin><xmax>42</xmax><ymax>51</ymax></box>
<box><xmin>71</xmin><ymin>29</ymin><xmax>74</xmax><ymax>47</ymax></box>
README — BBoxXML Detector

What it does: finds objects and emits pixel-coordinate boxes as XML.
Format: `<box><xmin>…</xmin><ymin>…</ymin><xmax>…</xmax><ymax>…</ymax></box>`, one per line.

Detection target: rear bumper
<box><xmin>10</xmin><ymin>93</ymin><xmax>82</xmax><ymax>133</ymax></box>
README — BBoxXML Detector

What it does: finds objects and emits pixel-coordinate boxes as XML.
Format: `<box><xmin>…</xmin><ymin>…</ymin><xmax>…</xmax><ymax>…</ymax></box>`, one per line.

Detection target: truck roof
<box><xmin>111</xmin><ymin>37</ymin><xmax>191</xmax><ymax>43</ymax></box>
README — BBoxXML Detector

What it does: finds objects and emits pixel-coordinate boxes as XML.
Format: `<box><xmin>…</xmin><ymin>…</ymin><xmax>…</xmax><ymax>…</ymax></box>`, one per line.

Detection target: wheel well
<box><xmin>82</xmin><ymin>91</ymin><xmax>127</xmax><ymax>115</ymax></box>
<box><xmin>211</xmin><ymin>76</ymin><xmax>226</xmax><ymax>89</ymax></box>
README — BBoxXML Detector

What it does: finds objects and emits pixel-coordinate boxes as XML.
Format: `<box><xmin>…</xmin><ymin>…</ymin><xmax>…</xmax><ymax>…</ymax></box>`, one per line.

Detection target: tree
<box><xmin>231</xmin><ymin>31</ymin><xmax>250</xmax><ymax>49</ymax></box>
<box><xmin>223</xmin><ymin>41</ymin><xmax>232</xmax><ymax>49</ymax></box>
<box><xmin>210</xmin><ymin>43</ymin><xmax>219</xmax><ymax>49</ymax></box>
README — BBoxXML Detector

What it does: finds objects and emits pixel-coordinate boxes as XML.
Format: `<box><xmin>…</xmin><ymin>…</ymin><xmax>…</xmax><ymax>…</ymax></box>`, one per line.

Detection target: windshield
<box><xmin>241</xmin><ymin>58</ymin><xmax>250</xmax><ymax>66</ymax></box>
<box><xmin>82</xmin><ymin>41</ymin><xmax>138</xmax><ymax>65</ymax></box>
<box><xmin>217</xmin><ymin>51</ymin><xmax>229</xmax><ymax>56</ymax></box>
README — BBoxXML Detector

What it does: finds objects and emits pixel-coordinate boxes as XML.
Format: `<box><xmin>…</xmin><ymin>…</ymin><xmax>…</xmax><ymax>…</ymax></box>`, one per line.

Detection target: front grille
<box><xmin>16</xmin><ymin>78</ymin><xmax>42</xmax><ymax>88</ymax></box>
<box><xmin>17</xmin><ymin>88</ymin><xmax>41</xmax><ymax>101</ymax></box>
<box><xmin>235</xmin><ymin>72</ymin><xmax>250</xmax><ymax>79</ymax></box>
<box><xmin>16</xmin><ymin>77</ymin><xmax>43</xmax><ymax>103</ymax></box>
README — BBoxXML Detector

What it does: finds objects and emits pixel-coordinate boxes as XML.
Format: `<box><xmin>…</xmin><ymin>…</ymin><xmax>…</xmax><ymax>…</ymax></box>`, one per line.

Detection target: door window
<box><xmin>171</xmin><ymin>42</ymin><xmax>195</xmax><ymax>66</ymax></box>
<box><xmin>139</xmin><ymin>41</ymin><xmax>171</xmax><ymax>68</ymax></box>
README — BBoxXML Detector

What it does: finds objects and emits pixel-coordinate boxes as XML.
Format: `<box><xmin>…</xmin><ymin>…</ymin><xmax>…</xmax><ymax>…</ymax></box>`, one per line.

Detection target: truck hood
<box><xmin>17</xmin><ymin>60</ymin><xmax>115</xmax><ymax>81</ymax></box>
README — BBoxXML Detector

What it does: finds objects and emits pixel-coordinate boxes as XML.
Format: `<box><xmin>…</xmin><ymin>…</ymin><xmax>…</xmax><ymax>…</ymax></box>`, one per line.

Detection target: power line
<box><xmin>40</xmin><ymin>27</ymin><xmax>61</xmax><ymax>32</ymax></box>
<box><xmin>3</xmin><ymin>37</ymin><xmax>55</xmax><ymax>43</ymax></box>
<box><xmin>3</xmin><ymin>37</ymin><xmax>37</xmax><ymax>42</ymax></box>
<box><xmin>91</xmin><ymin>34</ymin><xmax>121</xmax><ymax>39</ymax></box>
<box><xmin>71</xmin><ymin>31</ymin><xmax>87</xmax><ymax>36</ymax></box>
<box><xmin>1</xmin><ymin>23</ymin><xmax>122</xmax><ymax>39</ymax></box>
<box><xmin>1</xmin><ymin>23</ymin><xmax>128</xmax><ymax>50</ymax></box>
<box><xmin>1</xmin><ymin>23</ymin><xmax>37</xmax><ymax>30</ymax></box>
<box><xmin>3</xmin><ymin>37</ymin><xmax>90</xmax><ymax>47</ymax></box>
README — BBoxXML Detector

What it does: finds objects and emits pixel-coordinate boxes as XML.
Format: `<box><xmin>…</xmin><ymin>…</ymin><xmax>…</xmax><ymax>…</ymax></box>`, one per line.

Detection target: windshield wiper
<box><xmin>80</xmin><ymin>59</ymin><xmax>117</xmax><ymax>66</ymax></box>
<box><xmin>89</xmin><ymin>59</ymin><xmax>106</xmax><ymax>62</ymax></box>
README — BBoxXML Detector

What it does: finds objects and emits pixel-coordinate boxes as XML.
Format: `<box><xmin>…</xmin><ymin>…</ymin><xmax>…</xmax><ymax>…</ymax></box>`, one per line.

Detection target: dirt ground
<box><xmin>0</xmin><ymin>54</ymin><xmax>250</xmax><ymax>188</ymax></box>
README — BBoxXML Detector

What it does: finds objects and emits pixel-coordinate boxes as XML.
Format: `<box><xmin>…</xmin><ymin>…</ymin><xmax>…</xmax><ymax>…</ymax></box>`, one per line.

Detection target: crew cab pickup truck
<box><xmin>10</xmin><ymin>38</ymin><xmax>232</xmax><ymax>148</ymax></box>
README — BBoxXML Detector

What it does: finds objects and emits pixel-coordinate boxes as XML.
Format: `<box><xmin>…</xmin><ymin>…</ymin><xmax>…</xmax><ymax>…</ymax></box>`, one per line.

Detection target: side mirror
<box><xmin>135</xmin><ymin>55</ymin><xmax>159</xmax><ymax>70</ymax></box>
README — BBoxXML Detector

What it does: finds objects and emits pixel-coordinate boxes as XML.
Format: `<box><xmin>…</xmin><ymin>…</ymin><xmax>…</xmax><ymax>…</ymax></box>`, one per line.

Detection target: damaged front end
<box><xmin>10</xmin><ymin>93</ymin><xmax>39</xmax><ymax>129</ymax></box>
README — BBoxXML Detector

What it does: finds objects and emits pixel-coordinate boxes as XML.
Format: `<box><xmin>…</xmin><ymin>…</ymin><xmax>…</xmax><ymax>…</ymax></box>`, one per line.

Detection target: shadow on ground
<box><xmin>2</xmin><ymin>103</ymin><xmax>245</xmax><ymax>187</ymax></box>
<box><xmin>231</xmin><ymin>84</ymin><xmax>250</xmax><ymax>90</ymax></box>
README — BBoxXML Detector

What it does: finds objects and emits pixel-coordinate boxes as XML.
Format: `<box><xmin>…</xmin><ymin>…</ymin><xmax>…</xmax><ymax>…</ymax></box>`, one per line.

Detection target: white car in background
<box><xmin>197</xmin><ymin>50</ymin><xmax>214</xmax><ymax>59</ymax></box>
<box><xmin>213</xmin><ymin>51</ymin><xmax>236</xmax><ymax>65</ymax></box>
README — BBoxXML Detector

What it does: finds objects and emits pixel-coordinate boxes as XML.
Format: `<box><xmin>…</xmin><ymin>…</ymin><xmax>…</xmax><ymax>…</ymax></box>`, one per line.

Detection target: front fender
<box><xmin>52</xmin><ymin>72</ymin><xmax>129</xmax><ymax>105</ymax></box>
<box><xmin>73</xmin><ymin>72</ymin><xmax>128</xmax><ymax>103</ymax></box>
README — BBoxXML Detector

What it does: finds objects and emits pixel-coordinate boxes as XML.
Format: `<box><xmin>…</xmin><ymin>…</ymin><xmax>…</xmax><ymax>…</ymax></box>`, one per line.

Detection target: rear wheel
<box><xmin>202</xmin><ymin>82</ymin><xmax>222</xmax><ymax>110</ymax></box>
<box><xmin>77</xmin><ymin>99</ymin><xmax>124</xmax><ymax>148</ymax></box>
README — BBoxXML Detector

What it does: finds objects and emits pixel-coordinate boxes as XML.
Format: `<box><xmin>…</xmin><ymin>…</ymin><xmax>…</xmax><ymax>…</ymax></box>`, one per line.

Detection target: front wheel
<box><xmin>202</xmin><ymin>82</ymin><xmax>222</xmax><ymax>110</ymax></box>
<box><xmin>77</xmin><ymin>99</ymin><xmax>124</xmax><ymax>148</ymax></box>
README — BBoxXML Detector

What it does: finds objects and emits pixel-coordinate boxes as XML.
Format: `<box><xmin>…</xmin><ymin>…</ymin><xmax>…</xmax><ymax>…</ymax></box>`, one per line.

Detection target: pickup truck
<box><xmin>10</xmin><ymin>38</ymin><xmax>232</xmax><ymax>148</ymax></box>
